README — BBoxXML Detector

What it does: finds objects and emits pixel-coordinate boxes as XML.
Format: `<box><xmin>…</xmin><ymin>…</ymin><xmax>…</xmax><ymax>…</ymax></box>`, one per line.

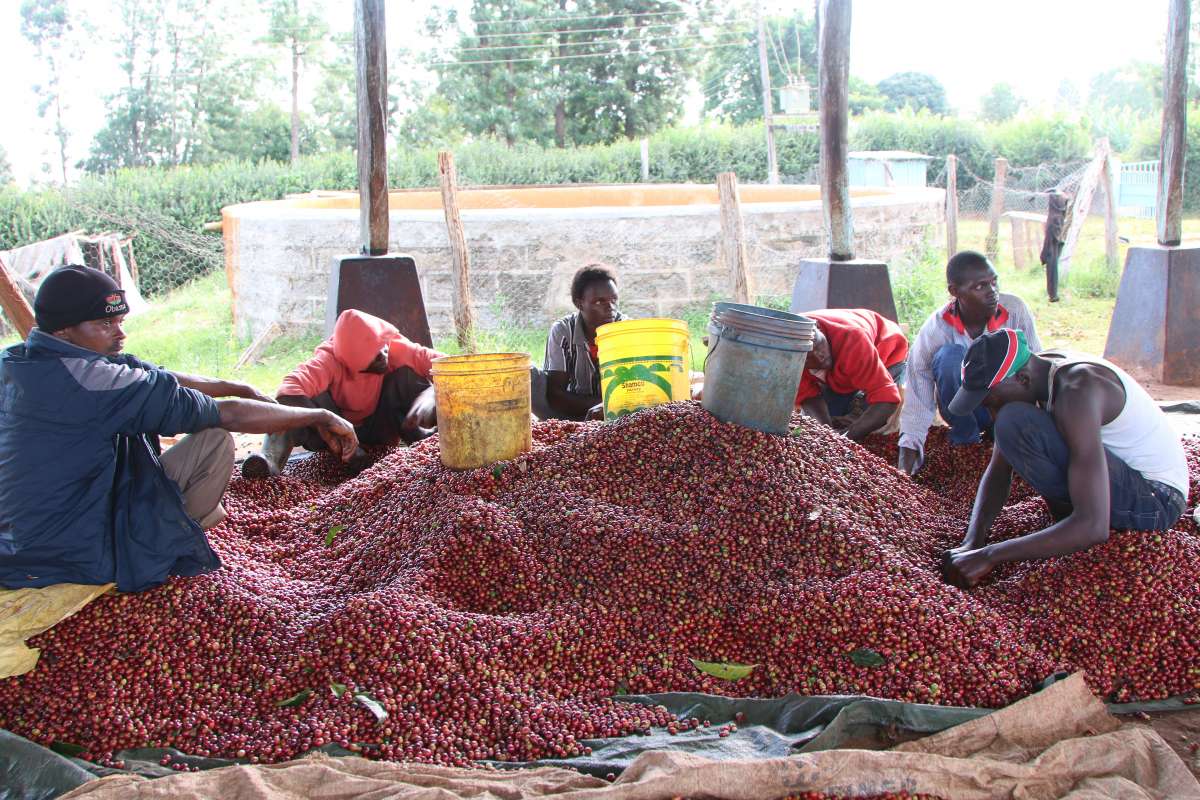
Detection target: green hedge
<box><xmin>0</xmin><ymin>126</ymin><xmax>821</xmax><ymax>296</ymax></box>
<box><xmin>0</xmin><ymin>113</ymin><xmax>1132</xmax><ymax>297</ymax></box>
<box><xmin>849</xmin><ymin>110</ymin><xmax>1093</xmax><ymax>187</ymax></box>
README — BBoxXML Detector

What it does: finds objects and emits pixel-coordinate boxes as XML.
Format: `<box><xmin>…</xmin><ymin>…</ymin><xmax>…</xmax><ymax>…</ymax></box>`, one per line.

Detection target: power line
<box><xmin>470</xmin><ymin>8</ymin><xmax>693</xmax><ymax>28</ymax></box>
<box><xmin>768</xmin><ymin>24</ymin><xmax>794</xmax><ymax>84</ymax></box>
<box><xmin>457</xmin><ymin>21</ymin><xmax>707</xmax><ymax>41</ymax></box>
<box><xmin>429</xmin><ymin>39</ymin><xmax>750</xmax><ymax>68</ymax></box>
<box><xmin>450</xmin><ymin>29</ymin><xmax>748</xmax><ymax>55</ymax></box>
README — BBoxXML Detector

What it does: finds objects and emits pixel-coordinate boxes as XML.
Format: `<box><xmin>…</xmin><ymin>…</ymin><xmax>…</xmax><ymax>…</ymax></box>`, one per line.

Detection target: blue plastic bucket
<box><xmin>701</xmin><ymin>302</ymin><xmax>816</xmax><ymax>434</ymax></box>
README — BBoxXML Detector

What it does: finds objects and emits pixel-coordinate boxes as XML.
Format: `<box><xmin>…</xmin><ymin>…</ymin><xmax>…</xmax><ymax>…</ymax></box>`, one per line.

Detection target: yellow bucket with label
<box><xmin>596</xmin><ymin>319</ymin><xmax>691</xmax><ymax>420</ymax></box>
<box><xmin>431</xmin><ymin>353</ymin><xmax>532</xmax><ymax>470</ymax></box>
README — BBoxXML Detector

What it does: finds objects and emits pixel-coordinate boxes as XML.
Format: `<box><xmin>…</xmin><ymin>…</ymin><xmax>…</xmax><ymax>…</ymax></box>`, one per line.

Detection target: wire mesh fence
<box><xmin>0</xmin><ymin>203</ymin><xmax>224</xmax><ymax>337</ymax></box>
<box><xmin>73</xmin><ymin>203</ymin><xmax>225</xmax><ymax>297</ymax></box>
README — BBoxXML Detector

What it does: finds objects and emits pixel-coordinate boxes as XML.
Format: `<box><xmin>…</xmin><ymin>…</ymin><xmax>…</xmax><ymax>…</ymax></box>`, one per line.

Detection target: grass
<box><xmin>2</xmin><ymin>213</ymin><xmax>1195</xmax><ymax>390</ymax></box>
<box><xmin>0</xmin><ymin>271</ymin><xmax>325</xmax><ymax>392</ymax></box>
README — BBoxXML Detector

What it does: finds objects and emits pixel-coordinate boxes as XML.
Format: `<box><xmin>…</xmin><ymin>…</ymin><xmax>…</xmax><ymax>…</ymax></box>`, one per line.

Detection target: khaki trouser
<box><xmin>160</xmin><ymin>428</ymin><xmax>235</xmax><ymax>529</ymax></box>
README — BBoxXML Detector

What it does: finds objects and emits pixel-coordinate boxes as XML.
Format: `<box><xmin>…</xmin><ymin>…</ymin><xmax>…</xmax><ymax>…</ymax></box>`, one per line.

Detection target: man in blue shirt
<box><xmin>0</xmin><ymin>266</ymin><xmax>358</xmax><ymax>592</ymax></box>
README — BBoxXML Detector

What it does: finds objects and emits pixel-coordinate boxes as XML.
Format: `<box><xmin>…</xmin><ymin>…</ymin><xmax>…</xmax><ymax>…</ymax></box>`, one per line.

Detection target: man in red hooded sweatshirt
<box><xmin>795</xmin><ymin>308</ymin><xmax>908</xmax><ymax>442</ymax></box>
<box><xmin>242</xmin><ymin>310</ymin><xmax>445</xmax><ymax>477</ymax></box>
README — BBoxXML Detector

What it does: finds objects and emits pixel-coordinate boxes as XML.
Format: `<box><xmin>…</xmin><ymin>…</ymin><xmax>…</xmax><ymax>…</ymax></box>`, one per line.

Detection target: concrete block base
<box><xmin>325</xmin><ymin>254</ymin><xmax>433</xmax><ymax>347</ymax></box>
<box><xmin>1104</xmin><ymin>245</ymin><xmax>1200</xmax><ymax>386</ymax></box>
<box><xmin>789</xmin><ymin>259</ymin><xmax>898</xmax><ymax>321</ymax></box>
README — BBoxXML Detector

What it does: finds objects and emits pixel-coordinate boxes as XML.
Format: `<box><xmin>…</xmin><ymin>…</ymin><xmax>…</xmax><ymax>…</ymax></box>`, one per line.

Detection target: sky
<box><xmin>0</xmin><ymin>0</ymin><xmax>1169</xmax><ymax>187</ymax></box>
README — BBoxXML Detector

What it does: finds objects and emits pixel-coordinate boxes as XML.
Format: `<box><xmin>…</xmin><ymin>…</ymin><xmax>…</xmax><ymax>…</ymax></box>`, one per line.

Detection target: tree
<box><xmin>313</xmin><ymin>34</ymin><xmax>404</xmax><ymax>152</ymax></box>
<box><xmin>207</xmin><ymin>104</ymin><xmax>316</xmax><ymax>161</ymax></box>
<box><xmin>877</xmin><ymin>72</ymin><xmax>947</xmax><ymax>115</ymax></box>
<box><xmin>700</xmin><ymin>12</ymin><xmax>815</xmax><ymax>125</ymax></box>
<box><xmin>979</xmin><ymin>82</ymin><xmax>1023</xmax><ymax>123</ymax></box>
<box><xmin>83</xmin><ymin>0</ymin><xmax>271</xmax><ymax>172</ymax></box>
<box><xmin>434</xmin><ymin>0</ymin><xmax>563</xmax><ymax>147</ymax></box>
<box><xmin>562</xmin><ymin>0</ymin><xmax>708</xmax><ymax>144</ymax></box>
<box><xmin>266</xmin><ymin>0</ymin><xmax>328</xmax><ymax>163</ymax></box>
<box><xmin>0</xmin><ymin>145</ymin><xmax>13</xmax><ymax>186</ymax></box>
<box><xmin>311</xmin><ymin>35</ymin><xmax>357</xmax><ymax>152</ymax></box>
<box><xmin>82</xmin><ymin>0</ymin><xmax>167</xmax><ymax>172</ymax></box>
<box><xmin>1054</xmin><ymin>79</ymin><xmax>1080</xmax><ymax>113</ymax></box>
<box><xmin>20</xmin><ymin>0</ymin><xmax>76</xmax><ymax>184</ymax></box>
<box><xmin>848</xmin><ymin>75</ymin><xmax>885</xmax><ymax>115</ymax></box>
<box><xmin>1087</xmin><ymin>61</ymin><xmax>1161</xmax><ymax>115</ymax></box>
<box><xmin>434</xmin><ymin>0</ymin><xmax>707</xmax><ymax>147</ymax></box>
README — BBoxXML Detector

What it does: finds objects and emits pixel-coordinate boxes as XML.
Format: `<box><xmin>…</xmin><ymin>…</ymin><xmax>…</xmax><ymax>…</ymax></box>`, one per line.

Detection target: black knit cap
<box><xmin>34</xmin><ymin>265</ymin><xmax>129</xmax><ymax>332</ymax></box>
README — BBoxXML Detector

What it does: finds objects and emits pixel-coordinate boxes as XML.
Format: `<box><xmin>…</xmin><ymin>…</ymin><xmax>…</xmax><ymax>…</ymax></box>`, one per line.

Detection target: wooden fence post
<box><xmin>717</xmin><ymin>172</ymin><xmax>753</xmax><ymax>304</ymax></box>
<box><xmin>437</xmin><ymin>151</ymin><xmax>476</xmax><ymax>352</ymax></box>
<box><xmin>0</xmin><ymin>255</ymin><xmax>35</xmax><ymax>340</ymax></box>
<box><xmin>945</xmin><ymin>154</ymin><xmax>958</xmax><ymax>259</ymax></box>
<box><xmin>1010</xmin><ymin>215</ymin><xmax>1028</xmax><ymax>269</ymax></box>
<box><xmin>985</xmin><ymin>157</ymin><xmax>1008</xmax><ymax>263</ymax></box>
<box><xmin>1101</xmin><ymin>150</ymin><xmax>1119</xmax><ymax>268</ymax></box>
<box><xmin>640</xmin><ymin>138</ymin><xmax>650</xmax><ymax>182</ymax></box>
<box><xmin>1060</xmin><ymin>138</ymin><xmax>1111</xmax><ymax>279</ymax></box>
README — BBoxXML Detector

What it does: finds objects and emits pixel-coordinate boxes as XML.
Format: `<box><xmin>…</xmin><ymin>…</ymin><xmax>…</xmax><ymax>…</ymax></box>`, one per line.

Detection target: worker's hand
<box><xmin>240</xmin><ymin>384</ymin><xmax>276</xmax><ymax>405</ymax></box>
<box><xmin>402</xmin><ymin>386</ymin><xmax>438</xmax><ymax>431</ymax></box>
<box><xmin>941</xmin><ymin>547</ymin><xmax>995</xmax><ymax>590</ymax></box>
<box><xmin>898</xmin><ymin>446</ymin><xmax>923</xmax><ymax>476</ymax></box>
<box><xmin>949</xmin><ymin>529</ymin><xmax>987</xmax><ymax>556</ymax></box>
<box><xmin>315</xmin><ymin>410</ymin><xmax>359</xmax><ymax>462</ymax></box>
<box><xmin>585</xmin><ymin>403</ymin><xmax>605</xmax><ymax>421</ymax></box>
<box><xmin>830</xmin><ymin>415</ymin><xmax>854</xmax><ymax>431</ymax></box>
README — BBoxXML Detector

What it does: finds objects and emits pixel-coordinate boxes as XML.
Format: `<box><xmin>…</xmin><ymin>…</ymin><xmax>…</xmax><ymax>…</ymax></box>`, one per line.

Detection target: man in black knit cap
<box><xmin>0</xmin><ymin>265</ymin><xmax>359</xmax><ymax>592</ymax></box>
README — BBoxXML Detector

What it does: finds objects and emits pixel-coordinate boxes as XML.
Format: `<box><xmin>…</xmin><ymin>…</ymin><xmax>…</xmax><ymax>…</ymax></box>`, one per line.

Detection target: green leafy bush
<box><xmin>0</xmin><ymin>126</ymin><xmax>825</xmax><ymax>296</ymax></box>
<box><xmin>1131</xmin><ymin>114</ymin><xmax>1200</xmax><ymax>212</ymax></box>
<box><xmin>850</xmin><ymin>110</ymin><xmax>991</xmax><ymax>186</ymax></box>
<box><xmin>990</xmin><ymin>115</ymin><xmax>1091</xmax><ymax>166</ymax></box>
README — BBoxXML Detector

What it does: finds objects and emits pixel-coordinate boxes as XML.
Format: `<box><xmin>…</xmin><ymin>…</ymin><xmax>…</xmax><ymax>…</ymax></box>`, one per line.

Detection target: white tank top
<box><xmin>1046</xmin><ymin>353</ymin><xmax>1188</xmax><ymax>497</ymax></box>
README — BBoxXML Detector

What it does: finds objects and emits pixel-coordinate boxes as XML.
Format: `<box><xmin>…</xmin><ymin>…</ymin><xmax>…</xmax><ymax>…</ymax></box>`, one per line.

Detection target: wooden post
<box><xmin>818</xmin><ymin>0</ymin><xmax>853</xmax><ymax>261</ymax></box>
<box><xmin>717</xmin><ymin>172</ymin><xmax>753</xmax><ymax>304</ymax></box>
<box><xmin>355</xmin><ymin>0</ymin><xmax>390</xmax><ymax>255</ymax></box>
<box><xmin>945</xmin><ymin>154</ymin><xmax>958</xmax><ymax>259</ymax></box>
<box><xmin>985</xmin><ymin>157</ymin><xmax>1007</xmax><ymax>263</ymax></box>
<box><xmin>640</xmin><ymin>138</ymin><xmax>650</xmax><ymax>182</ymax></box>
<box><xmin>1158</xmin><ymin>0</ymin><xmax>1190</xmax><ymax>245</ymax></box>
<box><xmin>438</xmin><ymin>151</ymin><xmax>476</xmax><ymax>352</ymax></box>
<box><xmin>757</xmin><ymin>3</ymin><xmax>779</xmax><ymax>185</ymax></box>
<box><xmin>0</xmin><ymin>255</ymin><xmax>35</xmax><ymax>340</ymax></box>
<box><xmin>1101</xmin><ymin>150</ymin><xmax>1119</xmax><ymax>269</ymax></box>
<box><xmin>1059</xmin><ymin>138</ymin><xmax>1111</xmax><ymax>278</ymax></box>
<box><xmin>1009</xmin><ymin>215</ymin><xmax>1028</xmax><ymax>269</ymax></box>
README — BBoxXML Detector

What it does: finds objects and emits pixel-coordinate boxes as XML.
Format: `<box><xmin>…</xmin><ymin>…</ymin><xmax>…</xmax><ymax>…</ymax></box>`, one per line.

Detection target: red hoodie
<box><xmin>278</xmin><ymin>310</ymin><xmax>444</xmax><ymax>424</ymax></box>
<box><xmin>794</xmin><ymin>309</ymin><xmax>908</xmax><ymax>406</ymax></box>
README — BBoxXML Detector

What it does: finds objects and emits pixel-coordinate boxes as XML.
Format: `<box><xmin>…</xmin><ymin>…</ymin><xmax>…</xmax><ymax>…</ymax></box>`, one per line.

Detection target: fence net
<box><xmin>73</xmin><ymin>203</ymin><xmax>225</xmax><ymax>297</ymax></box>
<box><xmin>928</xmin><ymin>157</ymin><xmax>1125</xmax><ymax>275</ymax></box>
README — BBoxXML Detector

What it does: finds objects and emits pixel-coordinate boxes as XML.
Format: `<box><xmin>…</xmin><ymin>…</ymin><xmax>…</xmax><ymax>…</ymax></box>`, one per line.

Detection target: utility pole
<box><xmin>757</xmin><ymin>3</ymin><xmax>779</xmax><ymax>185</ymax></box>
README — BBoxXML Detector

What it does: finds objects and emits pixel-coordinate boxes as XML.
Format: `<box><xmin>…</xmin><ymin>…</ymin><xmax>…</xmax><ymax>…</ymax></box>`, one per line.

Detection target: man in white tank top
<box><xmin>939</xmin><ymin>328</ymin><xmax>1188</xmax><ymax>589</ymax></box>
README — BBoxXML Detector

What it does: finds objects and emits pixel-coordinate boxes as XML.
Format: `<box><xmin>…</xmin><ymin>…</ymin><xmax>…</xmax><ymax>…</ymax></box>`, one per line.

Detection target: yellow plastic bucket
<box><xmin>431</xmin><ymin>353</ymin><xmax>532</xmax><ymax>470</ymax></box>
<box><xmin>596</xmin><ymin>318</ymin><xmax>691</xmax><ymax>420</ymax></box>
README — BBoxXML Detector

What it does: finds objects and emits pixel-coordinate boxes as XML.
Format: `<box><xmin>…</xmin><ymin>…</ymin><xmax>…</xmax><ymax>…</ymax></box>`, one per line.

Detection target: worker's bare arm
<box><xmin>216</xmin><ymin>399</ymin><xmax>358</xmax><ymax>461</ymax></box>
<box><xmin>173</xmin><ymin>372</ymin><xmax>274</xmax><ymax>404</ymax></box>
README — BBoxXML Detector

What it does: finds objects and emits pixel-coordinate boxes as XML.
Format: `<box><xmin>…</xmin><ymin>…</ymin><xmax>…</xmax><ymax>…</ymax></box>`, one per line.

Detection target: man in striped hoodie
<box><xmin>897</xmin><ymin>251</ymin><xmax>1041</xmax><ymax>476</ymax></box>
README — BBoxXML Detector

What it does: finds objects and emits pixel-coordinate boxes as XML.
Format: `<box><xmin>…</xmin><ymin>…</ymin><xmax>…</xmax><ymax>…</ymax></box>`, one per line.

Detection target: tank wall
<box><xmin>226</xmin><ymin>189</ymin><xmax>944</xmax><ymax>341</ymax></box>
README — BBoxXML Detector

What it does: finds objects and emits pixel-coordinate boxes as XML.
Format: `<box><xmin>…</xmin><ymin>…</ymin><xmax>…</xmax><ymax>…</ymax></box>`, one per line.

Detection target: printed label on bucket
<box><xmin>600</xmin><ymin>356</ymin><xmax>688</xmax><ymax>420</ymax></box>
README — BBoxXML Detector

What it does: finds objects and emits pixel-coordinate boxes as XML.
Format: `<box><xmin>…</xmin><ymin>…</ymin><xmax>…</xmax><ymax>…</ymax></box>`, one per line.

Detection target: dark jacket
<box><xmin>0</xmin><ymin>330</ymin><xmax>222</xmax><ymax>592</ymax></box>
